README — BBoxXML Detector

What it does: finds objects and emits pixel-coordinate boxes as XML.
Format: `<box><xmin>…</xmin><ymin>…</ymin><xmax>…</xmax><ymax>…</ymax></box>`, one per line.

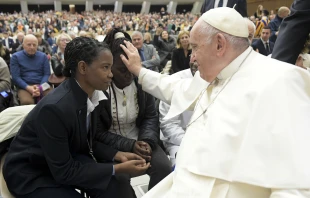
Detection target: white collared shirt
<box><xmin>5</xmin><ymin>38</ymin><xmax>9</xmax><ymax>48</ymax></box>
<box><xmin>86</xmin><ymin>90</ymin><xmax>107</xmax><ymax>116</ymax></box>
<box><xmin>260</xmin><ymin>38</ymin><xmax>269</xmax><ymax>50</ymax></box>
<box><xmin>108</xmin><ymin>82</ymin><xmax>139</xmax><ymax>140</ymax></box>
<box><xmin>75</xmin><ymin>80</ymin><xmax>107</xmax><ymax>131</ymax></box>
<box><xmin>75</xmin><ymin>79</ymin><xmax>107</xmax><ymax>115</ymax></box>
<box><xmin>214</xmin><ymin>0</ymin><xmax>228</xmax><ymax>8</ymax></box>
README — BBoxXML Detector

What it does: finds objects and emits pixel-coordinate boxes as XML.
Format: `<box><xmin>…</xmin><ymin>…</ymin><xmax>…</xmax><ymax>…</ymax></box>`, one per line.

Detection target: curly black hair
<box><xmin>63</xmin><ymin>36</ymin><xmax>110</xmax><ymax>77</ymax></box>
<box><xmin>104</xmin><ymin>28</ymin><xmax>132</xmax><ymax>57</ymax></box>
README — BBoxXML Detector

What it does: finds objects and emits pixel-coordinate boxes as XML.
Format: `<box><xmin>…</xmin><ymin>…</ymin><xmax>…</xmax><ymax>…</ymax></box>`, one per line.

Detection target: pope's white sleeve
<box><xmin>270</xmin><ymin>189</ymin><xmax>310</xmax><ymax>198</ymax></box>
<box><xmin>138</xmin><ymin>68</ymin><xmax>185</xmax><ymax>104</ymax></box>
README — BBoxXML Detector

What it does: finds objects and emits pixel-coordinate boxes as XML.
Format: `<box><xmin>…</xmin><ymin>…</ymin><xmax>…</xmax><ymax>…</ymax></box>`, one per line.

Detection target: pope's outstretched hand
<box><xmin>120</xmin><ymin>40</ymin><xmax>143</xmax><ymax>76</ymax></box>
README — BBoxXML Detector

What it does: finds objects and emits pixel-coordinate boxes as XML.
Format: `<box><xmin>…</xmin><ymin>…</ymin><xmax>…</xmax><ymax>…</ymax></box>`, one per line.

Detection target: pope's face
<box><xmin>189</xmin><ymin>20</ymin><xmax>216</xmax><ymax>82</ymax></box>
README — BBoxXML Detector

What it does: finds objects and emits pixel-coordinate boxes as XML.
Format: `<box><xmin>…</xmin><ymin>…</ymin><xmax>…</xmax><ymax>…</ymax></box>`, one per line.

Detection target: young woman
<box><xmin>171</xmin><ymin>31</ymin><xmax>192</xmax><ymax>74</ymax></box>
<box><xmin>3</xmin><ymin>37</ymin><xmax>150</xmax><ymax>198</ymax></box>
<box><xmin>254</xmin><ymin>5</ymin><xmax>264</xmax><ymax>19</ymax></box>
<box><xmin>153</xmin><ymin>28</ymin><xmax>176</xmax><ymax>71</ymax></box>
<box><xmin>99</xmin><ymin>28</ymin><xmax>171</xmax><ymax>191</ymax></box>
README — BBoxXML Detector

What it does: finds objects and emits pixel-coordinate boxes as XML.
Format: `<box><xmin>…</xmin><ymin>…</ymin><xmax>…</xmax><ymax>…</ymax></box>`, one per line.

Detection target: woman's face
<box><xmin>84</xmin><ymin>50</ymin><xmax>113</xmax><ymax>91</ymax></box>
<box><xmin>161</xmin><ymin>31</ymin><xmax>169</xmax><ymax>40</ymax></box>
<box><xmin>58</xmin><ymin>36</ymin><xmax>70</xmax><ymax>51</ymax></box>
<box><xmin>179</xmin><ymin>33</ymin><xmax>189</xmax><ymax>47</ymax></box>
<box><xmin>144</xmin><ymin>34</ymin><xmax>150</xmax><ymax>41</ymax></box>
<box><xmin>112</xmin><ymin>54</ymin><xmax>134</xmax><ymax>89</ymax></box>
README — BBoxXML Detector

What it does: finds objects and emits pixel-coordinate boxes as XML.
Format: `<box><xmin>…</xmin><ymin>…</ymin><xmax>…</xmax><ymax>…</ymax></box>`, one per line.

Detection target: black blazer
<box><xmin>201</xmin><ymin>0</ymin><xmax>248</xmax><ymax>17</ymax></box>
<box><xmin>96</xmin><ymin>79</ymin><xmax>159</xmax><ymax>152</ymax></box>
<box><xmin>171</xmin><ymin>48</ymin><xmax>192</xmax><ymax>74</ymax></box>
<box><xmin>3</xmin><ymin>78</ymin><xmax>118</xmax><ymax>196</ymax></box>
<box><xmin>1</xmin><ymin>38</ymin><xmax>14</xmax><ymax>49</ymax></box>
<box><xmin>11</xmin><ymin>41</ymin><xmax>22</xmax><ymax>53</ymax></box>
<box><xmin>51</xmin><ymin>54</ymin><xmax>64</xmax><ymax>77</ymax></box>
<box><xmin>251</xmin><ymin>39</ymin><xmax>274</xmax><ymax>56</ymax></box>
<box><xmin>272</xmin><ymin>0</ymin><xmax>310</xmax><ymax>64</ymax></box>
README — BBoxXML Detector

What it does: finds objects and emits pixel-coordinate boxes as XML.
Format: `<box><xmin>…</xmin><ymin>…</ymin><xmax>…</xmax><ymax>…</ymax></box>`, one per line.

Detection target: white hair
<box><xmin>68</xmin><ymin>31</ymin><xmax>77</xmax><ymax>37</ymax></box>
<box><xmin>198</xmin><ymin>21</ymin><xmax>250</xmax><ymax>52</ymax></box>
<box><xmin>79</xmin><ymin>31</ymin><xmax>87</xmax><ymax>37</ymax></box>
<box><xmin>244</xmin><ymin>17</ymin><xmax>256</xmax><ymax>34</ymax></box>
<box><xmin>131</xmin><ymin>31</ymin><xmax>143</xmax><ymax>39</ymax></box>
<box><xmin>244</xmin><ymin>17</ymin><xmax>256</xmax><ymax>41</ymax></box>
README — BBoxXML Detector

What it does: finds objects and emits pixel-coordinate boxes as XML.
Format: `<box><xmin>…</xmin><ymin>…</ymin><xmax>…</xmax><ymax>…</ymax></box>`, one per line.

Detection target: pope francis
<box><xmin>120</xmin><ymin>7</ymin><xmax>310</xmax><ymax>198</ymax></box>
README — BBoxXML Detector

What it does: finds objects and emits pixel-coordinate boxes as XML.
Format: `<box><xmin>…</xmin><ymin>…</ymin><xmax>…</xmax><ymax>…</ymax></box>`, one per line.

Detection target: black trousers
<box><xmin>16</xmin><ymin>178</ymin><xmax>119</xmax><ymax>198</ymax></box>
<box><xmin>17</xmin><ymin>155</ymin><xmax>135</xmax><ymax>198</ymax></box>
<box><xmin>147</xmin><ymin>144</ymin><xmax>171</xmax><ymax>189</ymax></box>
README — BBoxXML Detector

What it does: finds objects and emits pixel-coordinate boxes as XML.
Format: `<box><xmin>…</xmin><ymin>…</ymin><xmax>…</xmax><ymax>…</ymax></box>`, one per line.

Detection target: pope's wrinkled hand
<box><xmin>120</xmin><ymin>40</ymin><xmax>142</xmax><ymax>76</ymax></box>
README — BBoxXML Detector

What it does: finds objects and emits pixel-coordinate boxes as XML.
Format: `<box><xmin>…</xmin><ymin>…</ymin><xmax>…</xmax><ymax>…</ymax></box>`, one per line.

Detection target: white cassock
<box><xmin>139</xmin><ymin>47</ymin><xmax>310</xmax><ymax>197</ymax></box>
<box><xmin>159</xmin><ymin>69</ymin><xmax>209</xmax><ymax>166</ymax></box>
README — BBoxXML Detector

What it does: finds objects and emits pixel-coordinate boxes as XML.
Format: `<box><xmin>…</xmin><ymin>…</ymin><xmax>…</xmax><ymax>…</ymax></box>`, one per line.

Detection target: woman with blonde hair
<box><xmin>143</xmin><ymin>32</ymin><xmax>153</xmax><ymax>45</ymax></box>
<box><xmin>254</xmin><ymin>5</ymin><xmax>264</xmax><ymax>19</ymax></box>
<box><xmin>171</xmin><ymin>30</ymin><xmax>191</xmax><ymax>74</ymax></box>
<box><xmin>50</xmin><ymin>33</ymin><xmax>72</xmax><ymax>86</ymax></box>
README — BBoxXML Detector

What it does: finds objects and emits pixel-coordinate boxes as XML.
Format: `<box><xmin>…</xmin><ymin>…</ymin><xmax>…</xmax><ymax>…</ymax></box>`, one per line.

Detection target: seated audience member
<box><xmin>47</xmin><ymin>30</ymin><xmax>56</xmax><ymax>47</ymax></box>
<box><xmin>171</xmin><ymin>31</ymin><xmax>191</xmax><ymax>74</ymax></box>
<box><xmin>67</xmin><ymin>31</ymin><xmax>77</xmax><ymax>40</ymax></box>
<box><xmin>101</xmin><ymin>28</ymin><xmax>171</xmax><ymax>191</ymax></box>
<box><xmin>50</xmin><ymin>33</ymin><xmax>72</xmax><ymax>86</ymax></box>
<box><xmin>10</xmin><ymin>34</ymin><xmax>52</xmax><ymax>105</ymax></box>
<box><xmin>143</xmin><ymin>32</ymin><xmax>153</xmax><ymax>45</ymax></box>
<box><xmin>159</xmin><ymin>62</ymin><xmax>207</xmax><ymax>166</ymax></box>
<box><xmin>96</xmin><ymin>30</ymin><xmax>106</xmax><ymax>42</ymax></box>
<box><xmin>11</xmin><ymin>32</ymin><xmax>24</xmax><ymax>53</ymax></box>
<box><xmin>252</xmin><ymin>26</ymin><xmax>274</xmax><ymax>56</ymax></box>
<box><xmin>79</xmin><ymin>30</ymin><xmax>88</xmax><ymax>37</ymax></box>
<box><xmin>0</xmin><ymin>57</ymin><xmax>12</xmax><ymax>112</ymax></box>
<box><xmin>34</xmin><ymin>32</ymin><xmax>52</xmax><ymax>56</ymax></box>
<box><xmin>1</xmin><ymin>31</ymin><xmax>14</xmax><ymax>53</ymax></box>
<box><xmin>153</xmin><ymin>28</ymin><xmax>176</xmax><ymax>71</ymax></box>
<box><xmin>4</xmin><ymin>37</ymin><xmax>150</xmax><ymax>198</ymax></box>
<box><xmin>131</xmin><ymin>31</ymin><xmax>160</xmax><ymax>72</ymax></box>
<box><xmin>0</xmin><ymin>39</ymin><xmax>10</xmax><ymax>66</ymax></box>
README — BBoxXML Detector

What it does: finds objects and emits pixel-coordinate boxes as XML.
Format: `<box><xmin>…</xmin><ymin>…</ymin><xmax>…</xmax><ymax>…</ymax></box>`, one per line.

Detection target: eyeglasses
<box><xmin>60</xmin><ymin>39</ymin><xmax>70</xmax><ymax>42</ymax></box>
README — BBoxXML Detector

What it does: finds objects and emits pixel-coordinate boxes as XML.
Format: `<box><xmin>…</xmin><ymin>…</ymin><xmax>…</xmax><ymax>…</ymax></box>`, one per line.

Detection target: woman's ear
<box><xmin>77</xmin><ymin>61</ymin><xmax>87</xmax><ymax>75</ymax></box>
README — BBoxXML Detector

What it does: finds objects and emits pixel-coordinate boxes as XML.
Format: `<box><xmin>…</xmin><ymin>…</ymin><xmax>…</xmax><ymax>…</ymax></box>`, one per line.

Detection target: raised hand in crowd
<box><xmin>155</xmin><ymin>26</ymin><xmax>163</xmax><ymax>36</ymax></box>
